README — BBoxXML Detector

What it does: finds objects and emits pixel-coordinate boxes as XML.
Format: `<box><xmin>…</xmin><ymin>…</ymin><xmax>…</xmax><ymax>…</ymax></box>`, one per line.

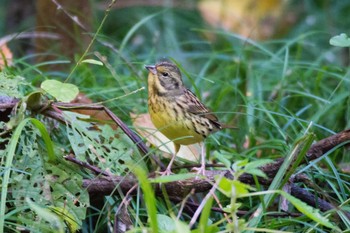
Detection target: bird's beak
<box><xmin>145</xmin><ymin>65</ymin><xmax>157</xmax><ymax>75</ymax></box>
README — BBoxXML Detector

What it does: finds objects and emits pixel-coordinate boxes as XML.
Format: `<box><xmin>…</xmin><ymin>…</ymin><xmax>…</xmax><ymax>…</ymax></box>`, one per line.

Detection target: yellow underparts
<box><xmin>150</xmin><ymin>107</ymin><xmax>204</xmax><ymax>146</ymax></box>
<box><xmin>147</xmin><ymin>71</ymin><xmax>205</xmax><ymax>146</ymax></box>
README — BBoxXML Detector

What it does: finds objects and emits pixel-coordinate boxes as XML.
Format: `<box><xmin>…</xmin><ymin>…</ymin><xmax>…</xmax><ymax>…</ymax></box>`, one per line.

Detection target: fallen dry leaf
<box><xmin>199</xmin><ymin>0</ymin><xmax>294</xmax><ymax>40</ymax></box>
<box><xmin>0</xmin><ymin>44</ymin><xmax>13</xmax><ymax>69</ymax></box>
<box><xmin>70</xmin><ymin>93</ymin><xmax>117</xmax><ymax>129</ymax></box>
<box><xmin>131</xmin><ymin>113</ymin><xmax>201</xmax><ymax>162</ymax></box>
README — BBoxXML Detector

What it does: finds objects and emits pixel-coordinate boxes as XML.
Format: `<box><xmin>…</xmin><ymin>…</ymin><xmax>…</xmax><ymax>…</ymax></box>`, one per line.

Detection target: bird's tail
<box><xmin>220</xmin><ymin>123</ymin><xmax>238</xmax><ymax>130</ymax></box>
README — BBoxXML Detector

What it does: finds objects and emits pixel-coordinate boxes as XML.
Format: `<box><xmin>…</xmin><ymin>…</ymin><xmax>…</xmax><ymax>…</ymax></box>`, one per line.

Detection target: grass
<box><xmin>1</xmin><ymin>0</ymin><xmax>350</xmax><ymax>232</ymax></box>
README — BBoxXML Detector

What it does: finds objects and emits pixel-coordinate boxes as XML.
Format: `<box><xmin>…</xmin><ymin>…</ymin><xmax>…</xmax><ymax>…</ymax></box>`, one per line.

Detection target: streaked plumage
<box><xmin>145</xmin><ymin>60</ymin><xmax>229</xmax><ymax>175</ymax></box>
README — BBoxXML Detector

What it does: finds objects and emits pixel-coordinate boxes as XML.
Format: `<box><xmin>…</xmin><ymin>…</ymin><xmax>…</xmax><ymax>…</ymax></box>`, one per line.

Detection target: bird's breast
<box><xmin>148</xmin><ymin>95</ymin><xmax>210</xmax><ymax>145</ymax></box>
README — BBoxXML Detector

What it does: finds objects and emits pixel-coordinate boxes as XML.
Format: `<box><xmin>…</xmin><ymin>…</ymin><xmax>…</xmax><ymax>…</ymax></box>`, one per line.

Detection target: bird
<box><xmin>145</xmin><ymin>60</ymin><xmax>232</xmax><ymax>176</ymax></box>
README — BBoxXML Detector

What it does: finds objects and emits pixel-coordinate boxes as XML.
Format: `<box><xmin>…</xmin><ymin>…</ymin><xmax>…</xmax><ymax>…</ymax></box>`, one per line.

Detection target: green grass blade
<box><xmin>133</xmin><ymin>166</ymin><xmax>158</xmax><ymax>233</ymax></box>
<box><xmin>26</xmin><ymin>198</ymin><xmax>65</xmax><ymax>233</ymax></box>
<box><xmin>29</xmin><ymin>118</ymin><xmax>56</xmax><ymax>162</ymax></box>
<box><xmin>0</xmin><ymin>118</ymin><xmax>56</xmax><ymax>233</ymax></box>
<box><xmin>0</xmin><ymin>118</ymin><xmax>30</xmax><ymax>233</ymax></box>
<box><xmin>247</xmin><ymin>132</ymin><xmax>315</xmax><ymax>231</ymax></box>
<box><xmin>198</xmin><ymin>196</ymin><xmax>214</xmax><ymax>233</ymax></box>
<box><xmin>119</xmin><ymin>11</ymin><xmax>162</xmax><ymax>53</ymax></box>
<box><xmin>279</xmin><ymin>191</ymin><xmax>337</xmax><ymax>230</ymax></box>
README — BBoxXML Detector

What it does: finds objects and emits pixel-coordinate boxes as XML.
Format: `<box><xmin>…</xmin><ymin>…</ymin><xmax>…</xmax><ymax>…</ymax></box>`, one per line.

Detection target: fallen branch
<box><xmin>79</xmin><ymin>129</ymin><xmax>350</xmax><ymax>218</ymax></box>
<box><xmin>2</xmin><ymin>98</ymin><xmax>350</xmax><ymax>219</ymax></box>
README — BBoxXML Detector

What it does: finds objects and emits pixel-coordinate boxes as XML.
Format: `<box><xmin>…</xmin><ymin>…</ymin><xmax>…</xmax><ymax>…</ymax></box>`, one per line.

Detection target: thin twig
<box><xmin>177</xmin><ymin>189</ymin><xmax>195</xmax><ymax>220</ymax></box>
<box><xmin>64</xmin><ymin>154</ymin><xmax>111</xmax><ymax>177</ymax></box>
<box><xmin>0</xmin><ymin>32</ymin><xmax>60</xmax><ymax>46</ymax></box>
<box><xmin>114</xmin><ymin>184</ymin><xmax>138</xmax><ymax>233</ymax></box>
<box><xmin>53</xmin><ymin>102</ymin><xmax>165</xmax><ymax>170</ymax></box>
<box><xmin>169</xmin><ymin>196</ymin><xmax>302</xmax><ymax>217</ymax></box>
<box><xmin>189</xmin><ymin>174</ymin><xmax>222</xmax><ymax>228</ymax></box>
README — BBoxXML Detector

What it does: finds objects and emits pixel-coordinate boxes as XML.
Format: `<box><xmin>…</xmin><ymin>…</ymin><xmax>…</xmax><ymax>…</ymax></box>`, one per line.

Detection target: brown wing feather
<box><xmin>184</xmin><ymin>89</ymin><xmax>222</xmax><ymax>129</ymax></box>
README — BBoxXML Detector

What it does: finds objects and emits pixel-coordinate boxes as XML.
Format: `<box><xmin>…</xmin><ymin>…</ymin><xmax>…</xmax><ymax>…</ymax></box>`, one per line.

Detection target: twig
<box><xmin>189</xmin><ymin>175</ymin><xmax>221</xmax><ymax>228</ymax></box>
<box><xmin>114</xmin><ymin>184</ymin><xmax>137</xmax><ymax>233</ymax></box>
<box><xmin>2</xmin><ymin>97</ymin><xmax>350</xmax><ymax>220</ymax></box>
<box><xmin>52</xmin><ymin>102</ymin><xmax>165</xmax><ymax>170</ymax></box>
<box><xmin>0</xmin><ymin>32</ymin><xmax>60</xmax><ymax>46</ymax></box>
<box><xmin>177</xmin><ymin>189</ymin><xmax>195</xmax><ymax>220</ymax></box>
<box><xmin>64</xmin><ymin>154</ymin><xmax>111</xmax><ymax>177</ymax></box>
<box><xmin>170</xmin><ymin>196</ymin><xmax>302</xmax><ymax>217</ymax></box>
<box><xmin>50</xmin><ymin>0</ymin><xmax>141</xmax><ymax>80</ymax></box>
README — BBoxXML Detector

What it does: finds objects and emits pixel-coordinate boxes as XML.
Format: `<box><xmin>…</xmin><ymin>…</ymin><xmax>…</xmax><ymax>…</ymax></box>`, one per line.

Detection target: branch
<box><xmin>81</xmin><ymin>129</ymin><xmax>350</xmax><ymax>218</ymax></box>
<box><xmin>2</xmin><ymin>98</ymin><xmax>350</xmax><ymax>218</ymax></box>
<box><xmin>81</xmin><ymin>170</ymin><xmax>347</xmax><ymax>218</ymax></box>
<box><xmin>51</xmin><ymin>102</ymin><xmax>165</xmax><ymax>170</ymax></box>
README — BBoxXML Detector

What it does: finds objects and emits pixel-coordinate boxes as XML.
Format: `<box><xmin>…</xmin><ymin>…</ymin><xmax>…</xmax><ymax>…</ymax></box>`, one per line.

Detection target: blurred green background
<box><xmin>1</xmin><ymin>0</ymin><xmax>350</xmax><ymax>155</ymax></box>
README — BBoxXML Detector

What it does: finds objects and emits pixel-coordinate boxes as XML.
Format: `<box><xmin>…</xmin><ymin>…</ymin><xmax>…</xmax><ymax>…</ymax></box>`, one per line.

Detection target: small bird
<box><xmin>145</xmin><ymin>60</ymin><xmax>232</xmax><ymax>175</ymax></box>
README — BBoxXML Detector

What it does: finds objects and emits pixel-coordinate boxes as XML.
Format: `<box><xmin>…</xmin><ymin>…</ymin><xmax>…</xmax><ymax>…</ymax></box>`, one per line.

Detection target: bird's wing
<box><xmin>184</xmin><ymin>89</ymin><xmax>221</xmax><ymax>127</ymax></box>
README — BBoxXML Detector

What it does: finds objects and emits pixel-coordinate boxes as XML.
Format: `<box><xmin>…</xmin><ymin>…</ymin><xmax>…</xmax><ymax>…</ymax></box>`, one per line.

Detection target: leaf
<box><xmin>157</xmin><ymin>214</ymin><xmax>175</xmax><ymax>233</ymax></box>
<box><xmin>198</xmin><ymin>196</ymin><xmax>213</xmax><ymax>233</ymax></box>
<box><xmin>41</xmin><ymin>79</ymin><xmax>79</xmax><ymax>102</ymax></box>
<box><xmin>243</xmin><ymin>168</ymin><xmax>267</xmax><ymax>178</ymax></box>
<box><xmin>248</xmin><ymin>133</ymin><xmax>315</xmax><ymax>230</ymax></box>
<box><xmin>25</xmin><ymin>91</ymin><xmax>43</xmax><ymax>111</ymax></box>
<box><xmin>217</xmin><ymin>176</ymin><xmax>254</xmax><ymax>198</ymax></box>
<box><xmin>132</xmin><ymin>113</ymin><xmax>200</xmax><ymax>162</ymax></box>
<box><xmin>0</xmin><ymin>72</ymin><xmax>25</xmax><ymax>97</ymax></box>
<box><xmin>150</xmin><ymin>173</ymin><xmax>197</xmax><ymax>183</ymax></box>
<box><xmin>81</xmin><ymin>59</ymin><xmax>103</xmax><ymax>66</ymax></box>
<box><xmin>244</xmin><ymin>159</ymin><xmax>273</xmax><ymax>170</ymax></box>
<box><xmin>330</xmin><ymin>33</ymin><xmax>350</xmax><ymax>47</ymax></box>
<box><xmin>49</xmin><ymin>206</ymin><xmax>80</xmax><ymax>233</ymax></box>
<box><xmin>3</xmin><ymin>118</ymin><xmax>89</xmax><ymax>232</ymax></box>
<box><xmin>242</xmin><ymin>159</ymin><xmax>273</xmax><ymax>178</ymax></box>
<box><xmin>64</xmin><ymin>111</ymin><xmax>145</xmax><ymax>175</ymax></box>
<box><xmin>198</xmin><ymin>0</ymin><xmax>287</xmax><ymax>40</ymax></box>
<box><xmin>26</xmin><ymin>198</ymin><xmax>65</xmax><ymax>233</ymax></box>
<box><xmin>0</xmin><ymin>43</ymin><xmax>13</xmax><ymax>69</ymax></box>
<box><xmin>281</xmin><ymin>191</ymin><xmax>337</xmax><ymax>230</ymax></box>
<box><xmin>174</xmin><ymin>219</ymin><xmax>191</xmax><ymax>233</ymax></box>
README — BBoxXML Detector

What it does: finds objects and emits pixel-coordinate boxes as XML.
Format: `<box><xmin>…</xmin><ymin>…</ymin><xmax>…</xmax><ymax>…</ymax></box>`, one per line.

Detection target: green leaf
<box><xmin>25</xmin><ymin>91</ymin><xmax>43</xmax><ymax>111</ymax></box>
<box><xmin>150</xmin><ymin>173</ymin><xmax>197</xmax><ymax>183</ymax></box>
<box><xmin>217</xmin><ymin>176</ymin><xmax>233</xmax><ymax>197</ymax></box>
<box><xmin>29</xmin><ymin>118</ymin><xmax>56</xmax><ymax>162</ymax></box>
<box><xmin>174</xmin><ymin>219</ymin><xmax>190</xmax><ymax>233</ymax></box>
<box><xmin>1</xmin><ymin>117</ymin><xmax>88</xmax><ymax>232</ymax></box>
<box><xmin>0</xmin><ymin>72</ymin><xmax>25</xmax><ymax>97</ymax></box>
<box><xmin>63</xmin><ymin>111</ymin><xmax>145</xmax><ymax>175</ymax></box>
<box><xmin>81</xmin><ymin>59</ymin><xmax>103</xmax><ymax>66</ymax></box>
<box><xmin>49</xmin><ymin>205</ymin><xmax>80</xmax><ymax>233</ymax></box>
<box><xmin>247</xmin><ymin>133</ymin><xmax>315</xmax><ymax>231</ymax></box>
<box><xmin>243</xmin><ymin>168</ymin><xmax>267</xmax><ymax>178</ymax></box>
<box><xmin>280</xmin><ymin>191</ymin><xmax>337</xmax><ymax>230</ymax></box>
<box><xmin>330</xmin><ymin>33</ymin><xmax>350</xmax><ymax>47</ymax></box>
<box><xmin>41</xmin><ymin>79</ymin><xmax>79</xmax><ymax>102</ymax></box>
<box><xmin>157</xmin><ymin>214</ymin><xmax>175</xmax><ymax>233</ymax></box>
<box><xmin>198</xmin><ymin>196</ymin><xmax>213</xmax><ymax>233</ymax></box>
<box><xmin>244</xmin><ymin>159</ymin><xmax>273</xmax><ymax>171</ymax></box>
<box><xmin>217</xmin><ymin>176</ymin><xmax>254</xmax><ymax>198</ymax></box>
<box><xmin>243</xmin><ymin>159</ymin><xmax>273</xmax><ymax>178</ymax></box>
<box><xmin>26</xmin><ymin>198</ymin><xmax>65</xmax><ymax>233</ymax></box>
<box><xmin>0</xmin><ymin>118</ymin><xmax>28</xmax><ymax>231</ymax></box>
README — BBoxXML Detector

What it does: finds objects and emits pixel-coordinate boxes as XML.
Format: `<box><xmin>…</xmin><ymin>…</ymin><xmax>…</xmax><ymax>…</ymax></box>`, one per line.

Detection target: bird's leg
<box><xmin>192</xmin><ymin>142</ymin><xmax>206</xmax><ymax>177</ymax></box>
<box><xmin>159</xmin><ymin>144</ymin><xmax>180</xmax><ymax>176</ymax></box>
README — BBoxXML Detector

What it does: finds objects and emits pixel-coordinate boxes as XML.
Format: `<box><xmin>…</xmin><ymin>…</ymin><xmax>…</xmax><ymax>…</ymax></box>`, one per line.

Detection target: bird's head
<box><xmin>145</xmin><ymin>60</ymin><xmax>184</xmax><ymax>95</ymax></box>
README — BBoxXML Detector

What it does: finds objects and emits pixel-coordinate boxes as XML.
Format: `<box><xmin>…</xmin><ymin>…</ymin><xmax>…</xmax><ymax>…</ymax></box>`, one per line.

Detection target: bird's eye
<box><xmin>162</xmin><ymin>72</ymin><xmax>169</xmax><ymax>77</ymax></box>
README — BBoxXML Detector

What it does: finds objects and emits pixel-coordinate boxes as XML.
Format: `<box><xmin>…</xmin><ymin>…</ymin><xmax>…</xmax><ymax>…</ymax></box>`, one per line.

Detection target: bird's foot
<box><xmin>192</xmin><ymin>164</ymin><xmax>206</xmax><ymax>179</ymax></box>
<box><xmin>158</xmin><ymin>168</ymin><xmax>173</xmax><ymax>176</ymax></box>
